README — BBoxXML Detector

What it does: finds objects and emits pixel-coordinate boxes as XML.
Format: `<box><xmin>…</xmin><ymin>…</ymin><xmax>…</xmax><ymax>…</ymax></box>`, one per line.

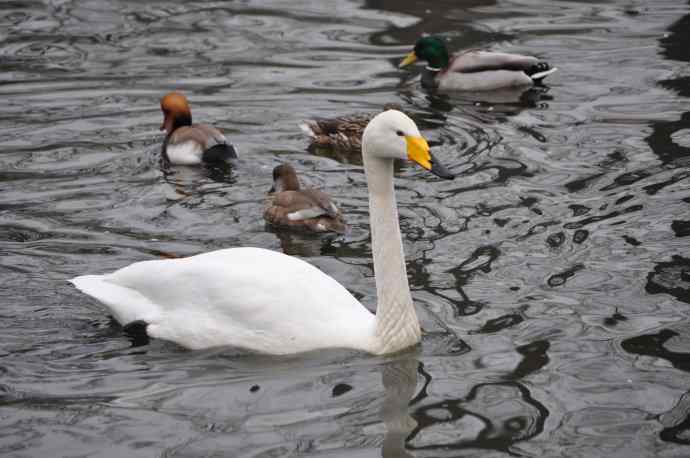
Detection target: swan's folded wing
<box><xmin>70</xmin><ymin>274</ymin><xmax>162</xmax><ymax>325</ymax></box>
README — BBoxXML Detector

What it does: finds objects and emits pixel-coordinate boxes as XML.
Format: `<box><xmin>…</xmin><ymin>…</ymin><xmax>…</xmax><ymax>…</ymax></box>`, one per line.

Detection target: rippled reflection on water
<box><xmin>1</xmin><ymin>0</ymin><xmax>690</xmax><ymax>456</ymax></box>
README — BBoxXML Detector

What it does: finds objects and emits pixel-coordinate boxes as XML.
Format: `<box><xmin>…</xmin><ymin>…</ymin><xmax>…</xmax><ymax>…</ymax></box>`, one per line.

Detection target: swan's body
<box><xmin>400</xmin><ymin>36</ymin><xmax>557</xmax><ymax>91</ymax></box>
<box><xmin>72</xmin><ymin>247</ymin><xmax>376</xmax><ymax>352</ymax></box>
<box><xmin>70</xmin><ymin>110</ymin><xmax>454</xmax><ymax>354</ymax></box>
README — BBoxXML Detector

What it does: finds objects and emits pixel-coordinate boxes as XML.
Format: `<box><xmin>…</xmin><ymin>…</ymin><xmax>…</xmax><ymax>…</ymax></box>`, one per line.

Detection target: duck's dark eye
<box><xmin>396</xmin><ymin>130</ymin><xmax>404</xmax><ymax>136</ymax></box>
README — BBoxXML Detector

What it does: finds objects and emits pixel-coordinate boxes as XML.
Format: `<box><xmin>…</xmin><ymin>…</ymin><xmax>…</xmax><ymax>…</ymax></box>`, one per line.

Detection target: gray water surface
<box><xmin>1</xmin><ymin>0</ymin><xmax>690</xmax><ymax>456</ymax></box>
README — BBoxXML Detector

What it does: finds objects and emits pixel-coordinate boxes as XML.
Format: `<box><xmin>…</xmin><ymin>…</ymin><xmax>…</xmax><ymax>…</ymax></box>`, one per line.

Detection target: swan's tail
<box><xmin>70</xmin><ymin>275</ymin><xmax>159</xmax><ymax>325</ymax></box>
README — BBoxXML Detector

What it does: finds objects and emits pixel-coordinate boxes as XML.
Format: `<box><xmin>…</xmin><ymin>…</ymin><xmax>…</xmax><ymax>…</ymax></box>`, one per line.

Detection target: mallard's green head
<box><xmin>399</xmin><ymin>36</ymin><xmax>450</xmax><ymax>70</ymax></box>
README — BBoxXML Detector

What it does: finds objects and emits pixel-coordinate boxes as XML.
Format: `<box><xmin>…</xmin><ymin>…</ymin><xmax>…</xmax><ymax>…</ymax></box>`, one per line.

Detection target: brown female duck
<box><xmin>264</xmin><ymin>164</ymin><xmax>347</xmax><ymax>233</ymax></box>
<box><xmin>300</xmin><ymin>103</ymin><xmax>401</xmax><ymax>152</ymax></box>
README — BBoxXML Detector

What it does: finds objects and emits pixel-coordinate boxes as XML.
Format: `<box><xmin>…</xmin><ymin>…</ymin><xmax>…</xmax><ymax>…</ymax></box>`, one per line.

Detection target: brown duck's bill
<box><xmin>399</xmin><ymin>51</ymin><xmax>418</xmax><ymax>68</ymax></box>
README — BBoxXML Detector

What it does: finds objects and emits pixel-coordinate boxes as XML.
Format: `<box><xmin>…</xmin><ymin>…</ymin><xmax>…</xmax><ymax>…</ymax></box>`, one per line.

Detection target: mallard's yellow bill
<box><xmin>399</xmin><ymin>51</ymin><xmax>418</xmax><ymax>68</ymax></box>
<box><xmin>405</xmin><ymin>136</ymin><xmax>431</xmax><ymax>169</ymax></box>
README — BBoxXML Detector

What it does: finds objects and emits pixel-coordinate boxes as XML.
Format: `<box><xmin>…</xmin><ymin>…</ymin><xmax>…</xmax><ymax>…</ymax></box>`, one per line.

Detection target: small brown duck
<box><xmin>300</xmin><ymin>103</ymin><xmax>401</xmax><ymax>152</ymax></box>
<box><xmin>264</xmin><ymin>163</ymin><xmax>347</xmax><ymax>234</ymax></box>
<box><xmin>160</xmin><ymin>92</ymin><xmax>238</xmax><ymax>165</ymax></box>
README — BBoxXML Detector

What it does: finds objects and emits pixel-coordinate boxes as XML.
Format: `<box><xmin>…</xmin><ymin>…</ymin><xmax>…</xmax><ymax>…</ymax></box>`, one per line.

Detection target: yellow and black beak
<box><xmin>405</xmin><ymin>136</ymin><xmax>454</xmax><ymax>180</ymax></box>
<box><xmin>399</xmin><ymin>51</ymin><xmax>418</xmax><ymax>68</ymax></box>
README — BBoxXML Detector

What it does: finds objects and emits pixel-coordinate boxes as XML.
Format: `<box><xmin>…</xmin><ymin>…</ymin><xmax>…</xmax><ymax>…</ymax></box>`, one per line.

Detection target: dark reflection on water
<box><xmin>409</xmin><ymin>380</ymin><xmax>549</xmax><ymax>454</ymax></box>
<box><xmin>2</xmin><ymin>0</ymin><xmax>690</xmax><ymax>456</ymax></box>
<box><xmin>622</xmin><ymin>329</ymin><xmax>690</xmax><ymax>372</ymax></box>
<box><xmin>646</xmin><ymin>255</ymin><xmax>690</xmax><ymax>304</ymax></box>
<box><xmin>659</xmin><ymin>391</ymin><xmax>690</xmax><ymax>445</ymax></box>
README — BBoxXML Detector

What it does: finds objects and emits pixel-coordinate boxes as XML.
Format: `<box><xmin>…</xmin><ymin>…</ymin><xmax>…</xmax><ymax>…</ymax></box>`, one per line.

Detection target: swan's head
<box><xmin>160</xmin><ymin>91</ymin><xmax>192</xmax><ymax>135</ymax></box>
<box><xmin>362</xmin><ymin>110</ymin><xmax>454</xmax><ymax>179</ymax></box>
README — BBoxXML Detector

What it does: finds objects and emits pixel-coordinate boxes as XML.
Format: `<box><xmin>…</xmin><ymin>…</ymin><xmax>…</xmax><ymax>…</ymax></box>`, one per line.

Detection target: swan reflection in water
<box><xmin>381</xmin><ymin>358</ymin><xmax>418</xmax><ymax>458</ymax></box>
<box><xmin>381</xmin><ymin>357</ymin><xmax>549</xmax><ymax>457</ymax></box>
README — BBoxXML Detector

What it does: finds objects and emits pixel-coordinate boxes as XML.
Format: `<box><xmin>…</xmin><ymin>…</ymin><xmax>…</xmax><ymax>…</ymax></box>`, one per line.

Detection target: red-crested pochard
<box><xmin>160</xmin><ymin>92</ymin><xmax>238</xmax><ymax>165</ymax></box>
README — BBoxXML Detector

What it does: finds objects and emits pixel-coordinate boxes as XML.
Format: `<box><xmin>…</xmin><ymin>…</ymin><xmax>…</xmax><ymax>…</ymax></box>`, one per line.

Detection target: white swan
<box><xmin>70</xmin><ymin>110</ymin><xmax>454</xmax><ymax>354</ymax></box>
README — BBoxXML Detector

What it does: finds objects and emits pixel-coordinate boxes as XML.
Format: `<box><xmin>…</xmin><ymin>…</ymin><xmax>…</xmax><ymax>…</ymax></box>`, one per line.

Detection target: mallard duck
<box><xmin>264</xmin><ymin>163</ymin><xmax>347</xmax><ymax>234</ymax></box>
<box><xmin>300</xmin><ymin>103</ymin><xmax>401</xmax><ymax>152</ymax></box>
<box><xmin>160</xmin><ymin>91</ymin><xmax>238</xmax><ymax>165</ymax></box>
<box><xmin>399</xmin><ymin>36</ymin><xmax>557</xmax><ymax>91</ymax></box>
<box><xmin>70</xmin><ymin>110</ymin><xmax>454</xmax><ymax>354</ymax></box>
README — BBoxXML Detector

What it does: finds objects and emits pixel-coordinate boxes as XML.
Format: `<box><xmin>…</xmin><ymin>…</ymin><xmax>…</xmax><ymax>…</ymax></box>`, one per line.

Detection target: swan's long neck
<box><xmin>364</xmin><ymin>155</ymin><xmax>421</xmax><ymax>354</ymax></box>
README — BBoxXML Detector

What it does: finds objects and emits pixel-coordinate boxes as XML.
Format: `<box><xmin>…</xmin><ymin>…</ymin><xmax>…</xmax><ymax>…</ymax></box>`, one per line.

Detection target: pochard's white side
<box><xmin>71</xmin><ymin>110</ymin><xmax>451</xmax><ymax>354</ymax></box>
<box><xmin>165</xmin><ymin>140</ymin><xmax>205</xmax><ymax>165</ymax></box>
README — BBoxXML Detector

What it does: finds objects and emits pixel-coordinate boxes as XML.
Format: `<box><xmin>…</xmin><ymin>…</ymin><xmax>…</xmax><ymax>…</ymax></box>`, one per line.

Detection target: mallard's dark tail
<box><xmin>526</xmin><ymin>62</ymin><xmax>558</xmax><ymax>81</ymax></box>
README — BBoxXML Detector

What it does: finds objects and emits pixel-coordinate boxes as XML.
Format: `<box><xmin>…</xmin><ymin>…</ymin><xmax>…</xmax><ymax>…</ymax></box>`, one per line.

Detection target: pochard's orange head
<box><xmin>160</xmin><ymin>92</ymin><xmax>192</xmax><ymax>135</ymax></box>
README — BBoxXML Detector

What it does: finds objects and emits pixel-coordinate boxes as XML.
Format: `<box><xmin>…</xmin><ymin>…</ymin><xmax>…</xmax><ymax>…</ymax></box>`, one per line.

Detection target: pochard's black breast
<box><xmin>162</xmin><ymin>135</ymin><xmax>171</xmax><ymax>162</ymax></box>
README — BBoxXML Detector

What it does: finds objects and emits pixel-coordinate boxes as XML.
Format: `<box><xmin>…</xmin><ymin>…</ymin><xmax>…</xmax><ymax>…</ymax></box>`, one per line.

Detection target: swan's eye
<box><xmin>396</xmin><ymin>130</ymin><xmax>404</xmax><ymax>136</ymax></box>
